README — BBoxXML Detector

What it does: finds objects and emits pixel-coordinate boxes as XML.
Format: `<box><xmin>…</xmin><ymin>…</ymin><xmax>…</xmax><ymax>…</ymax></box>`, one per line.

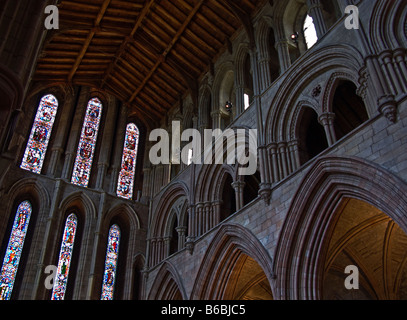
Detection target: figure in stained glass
<box><xmin>71</xmin><ymin>97</ymin><xmax>102</xmax><ymax>187</ymax></box>
<box><xmin>101</xmin><ymin>225</ymin><xmax>120</xmax><ymax>300</ymax></box>
<box><xmin>0</xmin><ymin>201</ymin><xmax>32</xmax><ymax>300</ymax></box>
<box><xmin>117</xmin><ymin>123</ymin><xmax>139</xmax><ymax>199</ymax></box>
<box><xmin>21</xmin><ymin>94</ymin><xmax>58</xmax><ymax>174</ymax></box>
<box><xmin>51</xmin><ymin>214</ymin><xmax>77</xmax><ymax>300</ymax></box>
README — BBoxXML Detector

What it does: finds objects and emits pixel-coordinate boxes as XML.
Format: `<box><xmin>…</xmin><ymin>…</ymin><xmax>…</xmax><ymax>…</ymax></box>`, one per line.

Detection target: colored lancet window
<box><xmin>20</xmin><ymin>94</ymin><xmax>59</xmax><ymax>174</ymax></box>
<box><xmin>71</xmin><ymin>97</ymin><xmax>103</xmax><ymax>187</ymax></box>
<box><xmin>51</xmin><ymin>214</ymin><xmax>78</xmax><ymax>300</ymax></box>
<box><xmin>304</xmin><ymin>14</ymin><xmax>318</xmax><ymax>49</ymax></box>
<box><xmin>0</xmin><ymin>201</ymin><xmax>32</xmax><ymax>300</ymax></box>
<box><xmin>101</xmin><ymin>224</ymin><xmax>120</xmax><ymax>300</ymax></box>
<box><xmin>117</xmin><ymin>123</ymin><xmax>140</xmax><ymax>199</ymax></box>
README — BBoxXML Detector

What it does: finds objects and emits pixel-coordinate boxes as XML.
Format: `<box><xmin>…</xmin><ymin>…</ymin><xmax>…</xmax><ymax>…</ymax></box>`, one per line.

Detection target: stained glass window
<box><xmin>101</xmin><ymin>224</ymin><xmax>120</xmax><ymax>300</ymax></box>
<box><xmin>51</xmin><ymin>214</ymin><xmax>77</xmax><ymax>300</ymax></box>
<box><xmin>71</xmin><ymin>97</ymin><xmax>103</xmax><ymax>187</ymax></box>
<box><xmin>0</xmin><ymin>201</ymin><xmax>32</xmax><ymax>300</ymax></box>
<box><xmin>21</xmin><ymin>94</ymin><xmax>58</xmax><ymax>174</ymax></box>
<box><xmin>117</xmin><ymin>123</ymin><xmax>140</xmax><ymax>199</ymax></box>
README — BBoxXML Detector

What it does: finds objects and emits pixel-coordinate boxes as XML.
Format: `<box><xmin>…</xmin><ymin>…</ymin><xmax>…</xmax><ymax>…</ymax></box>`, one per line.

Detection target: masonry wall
<box><xmin>144</xmin><ymin>97</ymin><xmax>407</xmax><ymax>299</ymax></box>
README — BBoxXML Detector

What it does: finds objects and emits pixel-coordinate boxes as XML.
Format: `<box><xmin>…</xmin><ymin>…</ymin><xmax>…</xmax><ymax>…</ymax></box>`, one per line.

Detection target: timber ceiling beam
<box><xmin>128</xmin><ymin>0</ymin><xmax>205</xmax><ymax>104</ymax></box>
<box><xmin>67</xmin><ymin>0</ymin><xmax>112</xmax><ymax>82</ymax></box>
<box><xmin>101</xmin><ymin>0</ymin><xmax>157</xmax><ymax>88</ymax></box>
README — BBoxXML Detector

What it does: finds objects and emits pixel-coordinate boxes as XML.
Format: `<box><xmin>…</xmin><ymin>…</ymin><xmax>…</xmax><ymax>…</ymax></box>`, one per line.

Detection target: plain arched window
<box><xmin>0</xmin><ymin>201</ymin><xmax>32</xmax><ymax>300</ymax></box>
<box><xmin>101</xmin><ymin>224</ymin><xmax>121</xmax><ymax>300</ymax></box>
<box><xmin>51</xmin><ymin>213</ymin><xmax>78</xmax><ymax>300</ymax></box>
<box><xmin>71</xmin><ymin>97</ymin><xmax>103</xmax><ymax>187</ymax></box>
<box><xmin>117</xmin><ymin>123</ymin><xmax>140</xmax><ymax>199</ymax></box>
<box><xmin>21</xmin><ymin>94</ymin><xmax>58</xmax><ymax>174</ymax></box>
<box><xmin>304</xmin><ymin>14</ymin><xmax>318</xmax><ymax>49</ymax></box>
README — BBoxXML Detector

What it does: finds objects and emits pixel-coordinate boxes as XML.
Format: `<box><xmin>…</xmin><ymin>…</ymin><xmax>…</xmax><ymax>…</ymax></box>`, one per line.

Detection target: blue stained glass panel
<box><xmin>117</xmin><ymin>123</ymin><xmax>139</xmax><ymax>199</ymax></box>
<box><xmin>101</xmin><ymin>224</ymin><xmax>120</xmax><ymax>300</ymax></box>
<box><xmin>0</xmin><ymin>201</ymin><xmax>32</xmax><ymax>300</ymax></box>
<box><xmin>71</xmin><ymin>97</ymin><xmax>102</xmax><ymax>187</ymax></box>
<box><xmin>21</xmin><ymin>94</ymin><xmax>58</xmax><ymax>174</ymax></box>
<box><xmin>51</xmin><ymin>214</ymin><xmax>77</xmax><ymax>300</ymax></box>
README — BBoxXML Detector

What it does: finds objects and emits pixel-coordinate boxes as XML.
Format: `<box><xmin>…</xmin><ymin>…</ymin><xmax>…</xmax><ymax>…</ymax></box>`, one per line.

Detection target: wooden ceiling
<box><xmin>34</xmin><ymin>0</ymin><xmax>266</xmax><ymax>126</ymax></box>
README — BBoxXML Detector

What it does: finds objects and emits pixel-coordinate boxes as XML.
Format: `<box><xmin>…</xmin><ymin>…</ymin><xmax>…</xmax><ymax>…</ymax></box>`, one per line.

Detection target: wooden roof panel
<box><xmin>34</xmin><ymin>0</ymin><xmax>266</xmax><ymax>124</ymax></box>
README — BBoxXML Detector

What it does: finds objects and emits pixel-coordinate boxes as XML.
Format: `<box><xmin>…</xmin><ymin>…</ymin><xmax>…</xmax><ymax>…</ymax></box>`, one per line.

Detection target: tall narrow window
<box><xmin>21</xmin><ymin>94</ymin><xmax>58</xmax><ymax>174</ymax></box>
<box><xmin>117</xmin><ymin>123</ymin><xmax>139</xmax><ymax>199</ymax></box>
<box><xmin>51</xmin><ymin>214</ymin><xmax>78</xmax><ymax>300</ymax></box>
<box><xmin>0</xmin><ymin>201</ymin><xmax>32</xmax><ymax>300</ymax></box>
<box><xmin>244</xmin><ymin>93</ymin><xmax>250</xmax><ymax>110</ymax></box>
<box><xmin>101</xmin><ymin>224</ymin><xmax>120</xmax><ymax>300</ymax></box>
<box><xmin>71</xmin><ymin>98</ymin><xmax>103</xmax><ymax>187</ymax></box>
<box><xmin>304</xmin><ymin>14</ymin><xmax>318</xmax><ymax>49</ymax></box>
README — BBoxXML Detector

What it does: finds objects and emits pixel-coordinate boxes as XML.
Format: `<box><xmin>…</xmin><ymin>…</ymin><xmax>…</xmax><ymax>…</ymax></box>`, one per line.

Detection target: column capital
<box><xmin>318</xmin><ymin>112</ymin><xmax>336</xmax><ymax>125</ymax></box>
<box><xmin>231</xmin><ymin>181</ymin><xmax>246</xmax><ymax>190</ymax></box>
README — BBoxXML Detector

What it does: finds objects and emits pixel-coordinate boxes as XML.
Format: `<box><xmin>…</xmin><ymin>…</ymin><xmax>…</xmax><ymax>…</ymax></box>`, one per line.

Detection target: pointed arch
<box><xmin>273</xmin><ymin>156</ymin><xmax>407</xmax><ymax>300</ymax></box>
<box><xmin>212</xmin><ymin>61</ymin><xmax>235</xmax><ymax>116</ymax></box>
<box><xmin>147</xmin><ymin>261</ymin><xmax>187</xmax><ymax>300</ymax></box>
<box><xmin>265</xmin><ymin>44</ymin><xmax>364</xmax><ymax>144</ymax></box>
<box><xmin>370</xmin><ymin>0</ymin><xmax>407</xmax><ymax>52</ymax></box>
<box><xmin>321</xmin><ymin>71</ymin><xmax>363</xmax><ymax>114</ymax></box>
<box><xmin>58</xmin><ymin>191</ymin><xmax>97</xmax><ymax>221</ymax></box>
<box><xmin>191</xmin><ymin>223</ymin><xmax>274</xmax><ymax>300</ymax></box>
<box><xmin>151</xmin><ymin>181</ymin><xmax>190</xmax><ymax>238</ymax></box>
<box><xmin>0</xmin><ymin>200</ymin><xmax>32</xmax><ymax>300</ymax></box>
<box><xmin>105</xmin><ymin>202</ymin><xmax>141</xmax><ymax>232</ymax></box>
<box><xmin>198</xmin><ymin>82</ymin><xmax>213</xmax><ymax>130</ymax></box>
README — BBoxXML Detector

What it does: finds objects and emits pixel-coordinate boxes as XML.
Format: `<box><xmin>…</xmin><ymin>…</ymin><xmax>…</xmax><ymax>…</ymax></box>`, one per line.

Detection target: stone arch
<box><xmin>234</xmin><ymin>42</ymin><xmax>253</xmax><ymax>114</ymax></box>
<box><xmin>370</xmin><ymin>0</ymin><xmax>407</xmax><ymax>52</ymax></box>
<box><xmin>255</xmin><ymin>15</ymin><xmax>281</xmax><ymax>88</ymax></box>
<box><xmin>149</xmin><ymin>182</ymin><xmax>189</xmax><ymax>266</ymax></box>
<box><xmin>288</xmin><ymin>100</ymin><xmax>319</xmax><ymax>142</ymax></box>
<box><xmin>2</xmin><ymin>177</ymin><xmax>50</xmax><ymax>241</ymax></box>
<box><xmin>95</xmin><ymin>202</ymin><xmax>141</xmax><ymax>300</ymax></box>
<box><xmin>151</xmin><ymin>181</ymin><xmax>190</xmax><ymax>238</ymax></box>
<box><xmin>0</xmin><ymin>178</ymin><xmax>50</xmax><ymax>299</ymax></box>
<box><xmin>191</xmin><ymin>223</ymin><xmax>274</xmax><ymax>300</ymax></box>
<box><xmin>196</xmin><ymin>133</ymin><xmax>241</xmax><ymax>204</ymax></box>
<box><xmin>212</xmin><ymin>61</ymin><xmax>235</xmax><ymax>126</ymax></box>
<box><xmin>273</xmin><ymin>156</ymin><xmax>407</xmax><ymax>300</ymax></box>
<box><xmin>132</xmin><ymin>253</ymin><xmax>145</xmax><ymax>300</ymax></box>
<box><xmin>322</xmin><ymin>198</ymin><xmax>407</xmax><ymax>299</ymax></box>
<box><xmin>162</xmin><ymin>196</ymin><xmax>188</xmax><ymax>256</ymax></box>
<box><xmin>52</xmin><ymin>191</ymin><xmax>97</xmax><ymax>299</ymax></box>
<box><xmin>147</xmin><ymin>261</ymin><xmax>187</xmax><ymax>300</ymax></box>
<box><xmin>321</xmin><ymin>71</ymin><xmax>360</xmax><ymax>114</ymax></box>
<box><xmin>265</xmin><ymin>44</ymin><xmax>364</xmax><ymax>144</ymax></box>
<box><xmin>198</xmin><ymin>83</ymin><xmax>213</xmax><ymax>130</ymax></box>
<box><xmin>104</xmin><ymin>202</ymin><xmax>141</xmax><ymax>231</ymax></box>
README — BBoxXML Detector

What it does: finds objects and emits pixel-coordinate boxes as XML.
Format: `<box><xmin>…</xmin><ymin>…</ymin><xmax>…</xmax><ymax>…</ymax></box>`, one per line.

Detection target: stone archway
<box><xmin>274</xmin><ymin>156</ymin><xmax>407</xmax><ymax>300</ymax></box>
<box><xmin>323</xmin><ymin>198</ymin><xmax>407</xmax><ymax>300</ymax></box>
<box><xmin>191</xmin><ymin>224</ymin><xmax>274</xmax><ymax>300</ymax></box>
